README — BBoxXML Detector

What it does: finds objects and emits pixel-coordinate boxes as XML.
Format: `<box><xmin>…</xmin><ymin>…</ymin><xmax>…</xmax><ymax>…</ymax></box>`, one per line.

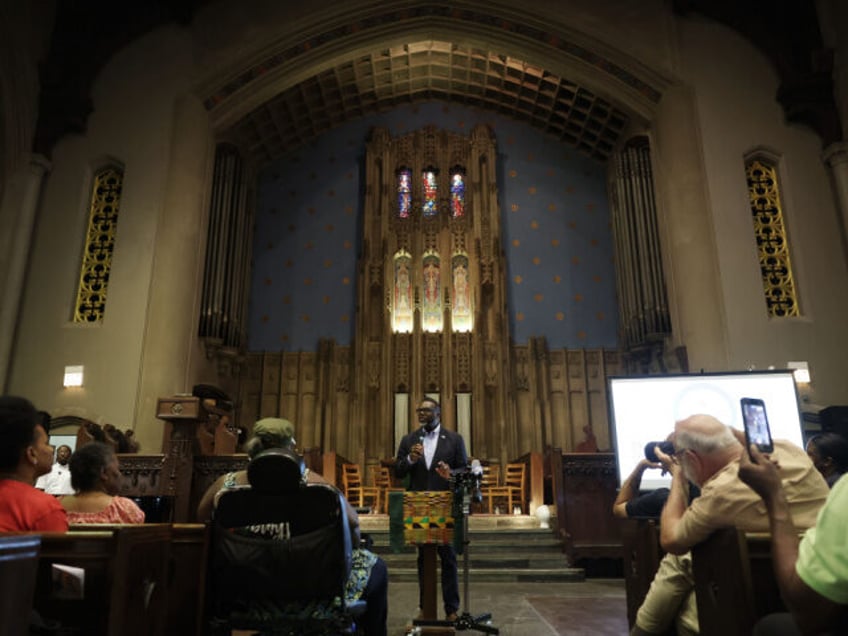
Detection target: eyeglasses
<box><xmin>416</xmin><ymin>408</ymin><xmax>434</xmax><ymax>413</ymax></box>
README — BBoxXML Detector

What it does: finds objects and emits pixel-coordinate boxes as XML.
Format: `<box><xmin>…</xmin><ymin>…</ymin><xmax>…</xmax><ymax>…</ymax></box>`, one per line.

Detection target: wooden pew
<box><xmin>0</xmin><ymin>534</ymin><xmax>40</xmax><ymax>636</ymax></box>
<box><xmin>691</xmin><ymin>527</ymin><xmax>785</xmax><ymax>636</ymax></box>
<box><xmin>620</xmin><ymin>517</ymin><xmax>665</xmax><ymax>629</ymax></box>
<box><xmin>167</xmin><ymin>523</ymin><xmax>209</xmax><ymax>636</ymax></box>
<box><xmin>27</xmin><ymin>525</ymin><xmax>172</xmax><ymax>635</ymax></box>
<box><xmin>62</xmin><ymin>522</ymin><xmax>209</xmax><ymax>636</ymax></box>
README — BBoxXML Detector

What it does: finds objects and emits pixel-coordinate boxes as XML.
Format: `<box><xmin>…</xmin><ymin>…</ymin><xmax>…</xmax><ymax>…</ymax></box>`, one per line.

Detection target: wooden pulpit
<box><xmin>156</xmin><ymin>395</ymin><xmax>226</xmax><ymax>522</ymax></box>
<box><xmin>401</xmin><ymin>491</ymin><xmax>455</xmax><ymax>621</ymax></box>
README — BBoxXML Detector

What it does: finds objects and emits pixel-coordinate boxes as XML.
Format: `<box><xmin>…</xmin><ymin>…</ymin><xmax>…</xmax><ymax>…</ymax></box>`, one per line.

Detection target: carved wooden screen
<box><xmin>353</xmin><ymin>125</ymin><xmax>512</xmax><ymax>460</ymax></box>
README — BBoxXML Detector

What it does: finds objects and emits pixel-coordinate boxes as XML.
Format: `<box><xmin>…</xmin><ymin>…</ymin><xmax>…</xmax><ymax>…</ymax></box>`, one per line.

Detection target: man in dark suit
<box><xmin>395</xmin><ymin>397</ymin><xmax>468</xmax><ymax>621</ymax></box>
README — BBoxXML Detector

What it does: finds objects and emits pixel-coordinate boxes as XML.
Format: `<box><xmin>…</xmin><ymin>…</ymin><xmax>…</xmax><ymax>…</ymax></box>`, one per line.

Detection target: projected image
<box><xmin>608</xmin><ymin>371</ymin><xmax>804</xmax><ymax>490</ymax></box>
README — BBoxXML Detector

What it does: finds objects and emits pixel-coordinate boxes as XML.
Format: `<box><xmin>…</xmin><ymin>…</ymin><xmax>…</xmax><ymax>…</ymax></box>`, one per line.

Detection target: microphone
<box><xmin>470</xmin><ymin>458</ymin><xmax>483</xmax><ymax>476</ymax></box>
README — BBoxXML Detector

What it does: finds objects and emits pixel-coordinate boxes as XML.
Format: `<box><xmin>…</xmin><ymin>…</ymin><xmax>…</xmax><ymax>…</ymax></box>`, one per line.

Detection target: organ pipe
<box><xmin>609</xmin><ymin>138</ymin><xmax>670</xmax><ymax>350</ymax></box>
<box><xmin>199</xmin><ymin>143</ymin><xmax>251</xmax><ymax>348</ymax></box>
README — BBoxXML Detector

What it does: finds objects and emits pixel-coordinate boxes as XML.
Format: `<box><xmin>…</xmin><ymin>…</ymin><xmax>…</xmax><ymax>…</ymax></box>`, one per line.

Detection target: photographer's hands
<box><xmin>652</xmin><ymin>445</ymin><xmax>677</xmax><ymax>477</ymax></box>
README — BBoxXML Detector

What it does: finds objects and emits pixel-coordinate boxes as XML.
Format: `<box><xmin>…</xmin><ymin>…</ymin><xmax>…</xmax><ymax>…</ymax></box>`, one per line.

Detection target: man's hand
<box><xmin>435</xmin><ymin>461</ymin><xmax>451</xmax><ymax>480</ymax></box>
<box><xmin>637</xmin><ymin>457</ymin><xmax>661</xmax><ymax>472</ymax></box>
<box><xmin>652</xmin><ymin>445</ymin><xmax>677</xmax><ymax>476</ymax></box>
<box><xmin>738</xmin><ymin>439</ymin><xmax>782</xmax><ymax>502</ymax></box>
<box><xmin>409</xmin><ymin>442</ymin><xmax>423</xmax><ymax>463</ymax></box>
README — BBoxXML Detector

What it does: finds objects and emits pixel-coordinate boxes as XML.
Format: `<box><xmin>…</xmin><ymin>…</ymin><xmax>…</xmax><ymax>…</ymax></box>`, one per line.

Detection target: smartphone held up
<box><xmin>741</xmin><ymin>397</ymin><xmax>774</xmax><ymax>459</ymax></box>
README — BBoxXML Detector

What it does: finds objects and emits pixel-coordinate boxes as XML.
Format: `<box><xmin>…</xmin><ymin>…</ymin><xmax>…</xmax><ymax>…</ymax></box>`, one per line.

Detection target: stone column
<box><xmin>650</xmin><ymin>85</ymin><xmax>729</xmax><ymax>371</ymax></box>
<box><xmin>823</xmin><ymin>142</ymin><xmax>848</xmax><ymax>256</ymax></box>
<box><xmin>133</xmin><ymin>94</ymin><xmax>214</xmax><ymax>452</ymax></box>
<box><xmin>0</xmin><ymin>154</ymin><xmax>50</xmax><ymax>391</ymax></box>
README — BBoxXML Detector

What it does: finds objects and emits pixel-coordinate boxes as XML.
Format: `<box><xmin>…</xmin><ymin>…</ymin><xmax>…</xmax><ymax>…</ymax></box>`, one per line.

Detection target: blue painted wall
<box><xmin>247</xmin><ymin>101</ymin><xmax>619</xmax><ymax>351</ymax></box>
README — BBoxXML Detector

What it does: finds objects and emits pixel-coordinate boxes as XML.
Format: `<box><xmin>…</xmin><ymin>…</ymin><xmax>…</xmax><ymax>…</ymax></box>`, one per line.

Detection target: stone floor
<box><xmin>386</xmin><ymin>579</ymin><xmax>628</xmax><ymax>636</ymax></box>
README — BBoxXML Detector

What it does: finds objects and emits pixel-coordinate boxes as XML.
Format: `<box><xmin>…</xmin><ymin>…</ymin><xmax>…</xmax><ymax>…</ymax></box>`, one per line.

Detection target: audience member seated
<box><xmin>740</xmin><ymin>442</ymin><xmax>848</xmax><ymax>635</ymax></box>
<box><xmin>614</xmin><ymin>457</ymin><xmax>667</xmax><ymax>519</ymax></box>
<box><xmin>198</xmin><ymin>417</ymin><xmax>388</xmax><ymax>636</ymax></box>
<box><xmin>0</xmin><ymin>396</ymin><xmax>68</xmax><ymax>531</ymax></box>
<box><xmin>614</xmin><ymin>445</ymin><xmax>700</xmax><ymax>519</ymax></box>
<box><xmin>631</xmin><ymin>415</ymin><xmax>828</xmax><ymax>636</ymax></box>
<box><xmin>805</xmin><ymin>432</ymin><xmax>848</xmax><ymax>488</ymax></box>
<box><xmin>102</xmin><ymin>423</ymin><xmax>133</xmax><ymax>453</ymax></box>
<box><xmin>35</xmin><ymin>443</ymin><xmax>74</xmax><ymax>495</ymax></box>
<box><xmin>60</xmin><ymin>441</ymin><xmax>145</xmax><ymax>524</ymax></box>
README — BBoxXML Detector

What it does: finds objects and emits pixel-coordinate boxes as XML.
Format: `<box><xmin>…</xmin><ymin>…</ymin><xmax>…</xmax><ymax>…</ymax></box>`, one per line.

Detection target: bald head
<box><xmin>675</xmin><ymin>414</ymin><xmax>739</xmax><ymax>454</ymax></box>
<box><xmin>673</xmin><ymin>414</ymin><xmax>741</xmax><ymax>485</ymax></box>
<box><xmin>674</xmin><ymin>413</ymin><xmax>742</xmax><ymax>463</ymax></box>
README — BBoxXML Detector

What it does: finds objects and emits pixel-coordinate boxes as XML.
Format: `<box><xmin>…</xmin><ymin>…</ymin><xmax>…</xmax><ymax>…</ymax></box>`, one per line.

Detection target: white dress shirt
<box><xmin>423</xmin><ymin>423</ymin><xmax>441</xmax><ymax>469</ymax></box>
<box><xmin>35</xmin><ymin>463</ymin><xmax>74</xmax><ymax>495</ymax></box>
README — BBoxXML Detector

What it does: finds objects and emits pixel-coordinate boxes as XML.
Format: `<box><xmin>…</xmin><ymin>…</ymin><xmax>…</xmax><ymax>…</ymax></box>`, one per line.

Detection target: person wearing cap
<box><xmin>197</xmin><ymin>417</ymin><xmax>388</xmax><ymax>636</ymax></box>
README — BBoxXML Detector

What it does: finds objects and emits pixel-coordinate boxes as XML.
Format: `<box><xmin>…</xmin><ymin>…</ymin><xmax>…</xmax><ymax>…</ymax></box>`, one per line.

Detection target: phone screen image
<box><xmin>741</xmin><ymin>398</ymin><xmax>774</xmax><ymax>454</ymax></box>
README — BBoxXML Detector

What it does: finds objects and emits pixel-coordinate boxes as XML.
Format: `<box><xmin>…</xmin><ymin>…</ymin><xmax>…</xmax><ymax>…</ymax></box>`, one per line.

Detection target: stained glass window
<box><xmin>451</xmin><ymin>253</ymin><xmax>472</xmax><ymax>332</ymax></box>
<box><xmin>422</xmin><ymin>169</ymin><xmax>438</xmax><ymax>217</ymax></box>
<box><xmin>745</xmin><ymin>158</ymin><xmax>799</xmax><ymax>317</ymax></box>
<box><xmin>74</xmin><ymin>166</ymin><xmax>123</xmax><ymax>323</ymax></box>
<box><xmin>450</xmin><ymin>169</ymin><xmax>465</xmax><ymax>218</ymax></box>
<box><xmin>421</xmin><ymin>252</ymin><xmax>443</xmax><ymax>332</ymax></box>
<box><xmin>397</xmin><ymin>168</ymin><xmax>412</xmax><ymax>218</ymax></box>
<box><xmin>392</xmin><ymin>251</ymin><xmax>414</xmax><ymax>333</ymax></box>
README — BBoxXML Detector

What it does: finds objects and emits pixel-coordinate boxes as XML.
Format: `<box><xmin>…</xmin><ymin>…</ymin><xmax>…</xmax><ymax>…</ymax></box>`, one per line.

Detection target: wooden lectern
<box><xmin>402</xmin><ymin>491</ymin><xmax>455</xmax><ymax>621</ymax></box>
<box><xmin>156</xmin><ymin>395</ymin><xmax>237</xmax><ymax>522</ymax></box>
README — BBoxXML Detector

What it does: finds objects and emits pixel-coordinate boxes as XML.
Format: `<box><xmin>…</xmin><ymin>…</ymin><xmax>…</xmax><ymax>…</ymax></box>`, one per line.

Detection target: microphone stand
<box><xmin>412</xmin><ymin>473</ymin><xmax>499</xmax><ymax>634</ymax></box>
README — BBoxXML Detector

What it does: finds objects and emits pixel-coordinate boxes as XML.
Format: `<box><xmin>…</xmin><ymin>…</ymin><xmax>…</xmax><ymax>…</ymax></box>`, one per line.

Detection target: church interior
<box><xmin>2</xmin><ymin>0</ymin><xmax>848</xmax><ymax>634</ymax></box>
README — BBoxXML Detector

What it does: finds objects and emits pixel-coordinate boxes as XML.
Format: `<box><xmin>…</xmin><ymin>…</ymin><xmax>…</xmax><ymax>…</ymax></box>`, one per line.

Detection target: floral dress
<box><xmin>65</xmin><ymin>496</ymin><xmax>146</xmax><ymax>524</ymax></box>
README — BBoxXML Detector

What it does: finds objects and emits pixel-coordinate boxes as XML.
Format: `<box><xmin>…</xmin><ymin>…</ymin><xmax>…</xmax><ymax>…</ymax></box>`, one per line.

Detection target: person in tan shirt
<box><xmin>632</xmin><ymin>414</ymin><xmax>829</xmax><ymax>636</ymax></box>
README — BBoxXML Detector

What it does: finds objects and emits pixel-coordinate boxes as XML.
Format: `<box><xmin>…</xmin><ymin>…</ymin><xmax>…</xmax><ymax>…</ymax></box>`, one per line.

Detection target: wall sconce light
<box><xmin>787</xmin><ymin>361</ymin><xmax>811</xmax><ymax>385</ymax></box>
<box><xmin>63</xmin><ymin>365</ymin><xmax>84</xmax><ymax>388</ymax></box>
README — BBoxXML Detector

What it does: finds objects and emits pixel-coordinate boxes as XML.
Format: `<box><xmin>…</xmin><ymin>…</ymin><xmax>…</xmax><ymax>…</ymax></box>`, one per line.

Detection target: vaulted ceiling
<box><xmin>33</xmin><ymin>0</ymin><xmax>840</xmax><ymax>167</ymax></box>
<box><xmin>228</xmin><ymin>40</ymin><xmax>631</xmax><ymax>165</ymax></box>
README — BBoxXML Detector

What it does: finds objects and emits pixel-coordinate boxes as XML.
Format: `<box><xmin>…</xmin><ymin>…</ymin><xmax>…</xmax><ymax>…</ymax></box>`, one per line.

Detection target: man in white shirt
<box><xmin>35</xmin><ymin>444</ymin><xmax>74</xmax><ymax>495</ymax></box>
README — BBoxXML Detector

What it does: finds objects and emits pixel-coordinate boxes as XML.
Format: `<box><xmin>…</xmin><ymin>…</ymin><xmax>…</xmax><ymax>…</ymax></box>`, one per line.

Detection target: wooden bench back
<box><xmin>32</xmin><ymin>525</ymin><xmax>171</xmax><ymax>635</ymax></box>
<box><xmin>620</xmin><ymin>517</ymin><xmax>664</xmax><ymax>629</ymax></box>
<box><xmin>0</xmin><ymin>535</ymin><xmax>40</xmax><ymax>636</ymax></box>
<box><xmin>692</xmin><ymin>527</ymin><xmax>784</xmax><ymax>636</ymax></box>
<box><xmin>2</xmin><ymin>522</ymin><xmax>209</xmax><ymax>636</ymax></box>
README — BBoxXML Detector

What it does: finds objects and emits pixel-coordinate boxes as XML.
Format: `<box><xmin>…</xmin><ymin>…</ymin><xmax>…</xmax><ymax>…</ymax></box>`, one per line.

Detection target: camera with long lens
<box><xmin>644</xmin><ymin>440</ymin><xmax>675</xmax><ymax>463</ymax></box>
<box><xmin>450</xmin><ymin>460</ymin><xmax>484</xmax><ymax>504</ymax></box>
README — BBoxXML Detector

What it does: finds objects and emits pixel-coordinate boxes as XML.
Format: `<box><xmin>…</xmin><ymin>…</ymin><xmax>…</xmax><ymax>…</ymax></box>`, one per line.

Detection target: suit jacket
<box><xmin>395</xmin><ymin>424</ymin><xmax>468</xmax><ymax>492</ymax></box>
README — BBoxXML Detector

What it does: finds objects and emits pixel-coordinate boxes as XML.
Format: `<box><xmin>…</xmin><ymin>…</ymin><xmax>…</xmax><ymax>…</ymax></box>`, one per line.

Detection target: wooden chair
<box><xmin>342</xmin><ymin>463</ymin><xmax>381</xmax><ymax>513</ymax></box>
<box><xmin>479</xmin><ymin>463</ymin><xmax>501</xmax><ymax>513</ymax></box>
<box><xmin>0</xmin><ymin>535</ymin><xmax>40</xmax><ymax>636</ymax></box>
<box><xmin>371</xmin><ymin>465</ymin><xmax>404</xmax><ymax>514</ymax></box>
<box><xmin>487</xmin><ymin>462</ymin><xmax>527</xmax><ymax>514</ymax></box>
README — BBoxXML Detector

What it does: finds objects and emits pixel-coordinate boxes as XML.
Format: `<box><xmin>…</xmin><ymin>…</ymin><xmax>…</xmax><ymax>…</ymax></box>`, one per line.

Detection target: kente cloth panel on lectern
<box><xmin>388</xmin><ymin>491</ymin><xmax>464</xmax><ymax>554</ymax></box>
